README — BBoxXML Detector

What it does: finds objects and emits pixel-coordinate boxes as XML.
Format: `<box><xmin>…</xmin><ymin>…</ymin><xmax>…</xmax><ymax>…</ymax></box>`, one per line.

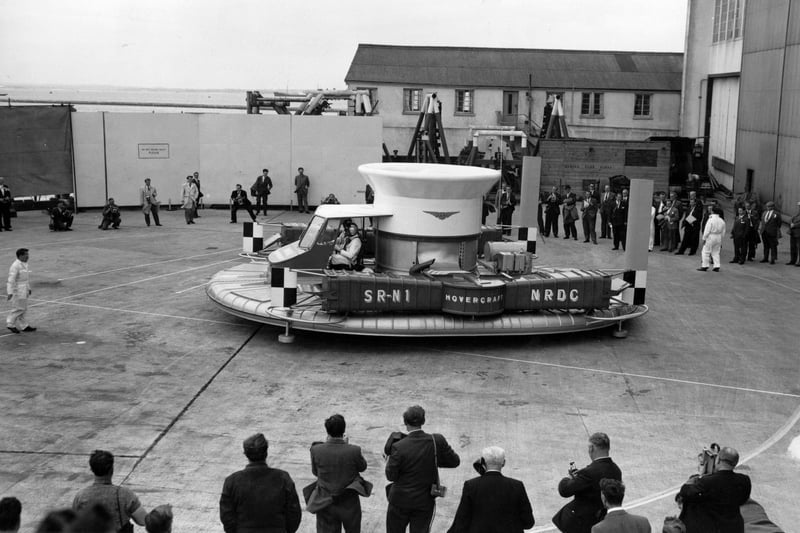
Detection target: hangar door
<box><xmin>0</xmin><ymin>106</ymin><xmax>74</xmax><ymax>196</ymax></box>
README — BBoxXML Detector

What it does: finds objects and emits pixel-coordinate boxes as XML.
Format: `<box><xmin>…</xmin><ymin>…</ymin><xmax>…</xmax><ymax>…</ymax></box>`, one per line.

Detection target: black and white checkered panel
<box><xmin>270</xmin><ymin>266</ymin><xmax>297</xmax><ymax>308</ymax></box>
<box><xmin>621</xmin><ymin>270</ymin><xmax>647</xmax><ymax>305</ymax></box>
<box><xmin>243</xmin><ymin>222</ymin><xmax>264</xmax><ymax>253</ymax></box>
<box><xmin>516</xmin><ymin>227</ymin><xmax>537</xmax><ymax>254</ymax></box>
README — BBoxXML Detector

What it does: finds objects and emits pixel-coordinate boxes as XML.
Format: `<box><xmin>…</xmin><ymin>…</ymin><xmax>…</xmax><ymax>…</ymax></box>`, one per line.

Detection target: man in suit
<box><xmin>230</xmin><ymin>185</ymin><xmax>257</xmax><ymax>224</ymax></box>
<box><xmin>552</xmin><ymin>432</ymin><xmax>622</xmax><ymax>533</ymax></box>
<box><xmin>677</xmin><ymin>447</ymin><xmax>751</xmax><ymax>533</ymax></box>
<box><xmin>730</xmin><ymin>207</ymin><xmax>749</xmax><ymax>265</ymax></box>
<box><xmin>181</xmin><ymin>175</ymin><xmax>199</xmax><ymax>225</ymax></box>
<box><xmin>543</xmin><ymin>186</ymin><xmax>562</xmax><ymax>238</ymax></box>
<box><xmin>590</xmin><ymin>479</ymin><xmax>650</xmax><ymax>533</ymax></box>
<box><xmin>788</xmin><ymin>201</ymin><xmax>800</xmax><ymax>266</ymax></box>
<box><xmin>0</xmin><ymin>177</ymin><xmax>13</xmax><ymax>232</ymax></box>
<box><xmin>295</xmin><ymin>167</ymin><xmax>310</xmax><ymax>214</ymax></box>
<box><xmin>759</xmin><ymin>201</ymin><xmax>782</xmax><ymax>264</ymax></box>
<box><xmin>581</xmin><ymin>196</ymin><xmax>599</xmax><ymax>244</ymax></box>
<box><xmin>251</xmin><ymin>169</ymin><xmax>273</xmax><ymax>216</ymax></box>
<box><xmin>744</xmin><ymin>201</ymin><xmax>761</xmax><ymax>261</ymax></box>
<box><xmin>385</xmin><ymin>405</ymin><xmax>460</xmax><ymax>533</ymax></box>
<box><xmin>676</xmin><ymin>193</ymin><xmax>703</xmax><ymax>255</ymax></box>
<box><xmin>308</xmin><ymin>414</ymin><xmax>369</xmax><ymax>533</ymax></box>
<box><xmin>611</xmin><ymin>194</ymin><xmax>628</xmax><ymax>251</ymax></box>
<box><xmin>220</xmin><ymin>433</ymin><xmax>302</xmax><ymax>533</ymax></box>
<box><xmin>140</xmin><ymin>178</ymin><xmax>162</xmax><ymax>227</ymax></box>
<box><xmin>600</xmin><ymin>186</ymin><xmax>615</xmax><ymax>239</ymax></box>
<box><xmin>447</xmin><ymin>446</ymin><xmax>534</xmax><ymax>533</ymax></box>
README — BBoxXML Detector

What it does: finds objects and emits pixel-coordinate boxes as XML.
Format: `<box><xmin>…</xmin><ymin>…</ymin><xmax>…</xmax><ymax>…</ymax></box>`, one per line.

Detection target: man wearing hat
<box><xmin>759</xmin><ymin>201</ymin><xmax>781</xmax><ymax>264</ymax></box>
<box><xmin>220</xmin><ymin>433</ymin><xmax>301</xmax><ymax>533</ymax></box>
<box><xmin>787</xmin><ymin>201</ymin><xmax>800</xmax><ymax>266</ymax></box>
<box><xmin>140</xmin><ymin>178</ymin><xmax>162</xmax><ymax>227</ymax></box>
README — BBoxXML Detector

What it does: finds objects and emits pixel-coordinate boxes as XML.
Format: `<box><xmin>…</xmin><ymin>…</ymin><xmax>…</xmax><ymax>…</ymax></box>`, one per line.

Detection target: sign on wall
<box><xmin>138</xmin><ymin>143</ymin><xmax>170</xmax><ymax>159</ymax></box>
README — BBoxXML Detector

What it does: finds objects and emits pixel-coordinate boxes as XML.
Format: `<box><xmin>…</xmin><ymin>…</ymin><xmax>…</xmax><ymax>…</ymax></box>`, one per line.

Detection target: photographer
<box><xmin>385</xmin><ymin>405</ymin><xmax>460</xmax><ymax>533</ymax></box>
<box><xmin>98</xmin><ymin>198</ymin><xmax>121</xmax><ymax>230</ymax></box>
<box><xmin>50</xmin><ymin>200</ymin><xmax>74</xmax><ymax>231</ymax></box>
<box><xmin>140</xmin><ymin>178</ymin><xmax>162</xmax><ymax>227</ymax></box>
<box><xmin>447</xmin><ymin>446</ymin><xmax>534</xmax><ymax>533</ymax></box>
<box><xmin>552</xmin><ymin>432</ymin><xmax>621</xmax><ymax>533</ymax></box>
<box><xmin>229</xmin><ymin>184</ymin><xmax>257</xmax><ymax>224</ymax></box>
<box><xmin>677</xmin><ymin>446</ymin><xmax>751</xmax><ymax>533</ymax></box>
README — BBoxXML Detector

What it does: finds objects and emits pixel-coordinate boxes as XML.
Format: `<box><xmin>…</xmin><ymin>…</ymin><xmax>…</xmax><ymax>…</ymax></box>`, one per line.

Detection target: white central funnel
<box><xmin>358</xmin><ymin>163</ymin><xmax>500</xmax><ymax>238</ymax></box>
<box><xmin>358</xmin><ymin>163</ymin><xmax>500</xmax><ymax>272</ymax></box>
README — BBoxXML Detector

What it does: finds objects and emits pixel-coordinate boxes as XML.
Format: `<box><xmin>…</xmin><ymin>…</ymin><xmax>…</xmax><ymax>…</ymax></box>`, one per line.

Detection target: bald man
<box><xmin>447</xmin><ymin>446</ymin><xmax>534</xmax><ymax>533</ymax></box>
<box><xmin>677</xmin><ymin>447</ymin><xmax>751</xmax><ymax>533</ymax></box>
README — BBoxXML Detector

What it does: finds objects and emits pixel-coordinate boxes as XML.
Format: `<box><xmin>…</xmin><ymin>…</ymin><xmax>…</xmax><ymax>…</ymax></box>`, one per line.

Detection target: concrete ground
<box><xmin>1</xmin><ymin>205</ymin><xmax>798</xmax><ymax>533</ymax></box>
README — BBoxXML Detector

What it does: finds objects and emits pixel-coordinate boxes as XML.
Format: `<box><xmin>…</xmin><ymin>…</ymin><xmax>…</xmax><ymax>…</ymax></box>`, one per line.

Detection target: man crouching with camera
<box><xmin>676</xmin><ymin>446</ymin><xmax>751</xmax><ymax>533</ymax></box>
<box><xmin>384</xmin><ymin>405</ymin><xmax>460</xmax><ymax>533</ymax></box>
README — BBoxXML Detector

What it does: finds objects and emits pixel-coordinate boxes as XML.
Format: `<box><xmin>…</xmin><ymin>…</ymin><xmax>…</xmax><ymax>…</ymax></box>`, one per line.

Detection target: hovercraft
<box><xmin>207</xmin><ymin>163</ymin><xmax>648</xmax><ymax>341</ymax></box>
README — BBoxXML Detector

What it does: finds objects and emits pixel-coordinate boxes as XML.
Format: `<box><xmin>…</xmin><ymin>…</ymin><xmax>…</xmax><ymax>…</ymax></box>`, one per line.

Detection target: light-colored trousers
<box><xmin>701</xmin><ymin>235</ymin><xmax>722</xmax><ymax>268</ymax></box>
<box><xmin>7</xmin><ymin>296</ymin><xmax>29</xmax><ymax>329</ymax></box>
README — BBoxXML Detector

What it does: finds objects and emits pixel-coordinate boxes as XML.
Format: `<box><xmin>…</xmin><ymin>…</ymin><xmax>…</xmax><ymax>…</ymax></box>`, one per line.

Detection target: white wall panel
<box><xmin>198</xmin><ymin>114</ymin><xmax>290</xmax><ymax>206</ymax></box>
<box><xmin>71</xmin><ymin>113</ymin><xmax>106</xmax><ymax>208</ymax></box>
<box><xmin>290</xmin><ymin>116</ymin><xmax>383</xmax><ymax>207</ymax></box>
<box><xmin>103</xmin><ymin>113</ymin><xmax>199</xmax><ymax>208</ymax></box>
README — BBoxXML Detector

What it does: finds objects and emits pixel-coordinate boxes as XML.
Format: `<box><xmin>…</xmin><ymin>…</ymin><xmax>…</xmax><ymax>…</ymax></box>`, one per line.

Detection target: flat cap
<box><xmin>243</xmin><ymin>433</ymin><xmax>268</xmax><ymax>454</ymax></box>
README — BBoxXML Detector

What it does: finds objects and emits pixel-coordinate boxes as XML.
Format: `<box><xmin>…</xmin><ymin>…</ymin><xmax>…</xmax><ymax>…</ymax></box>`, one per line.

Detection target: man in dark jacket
<box><xmin>385</xmin><ymin>405</ymin><xmax>460</xmax><ymax>533</ymax></box>
<box><xmin>309</xmin><ymin>414</ymin><xmax>369</xmax><ymax>533</ymax></box>
<box><xmin>543</xmin><ymin>186</ymin><xmax>562</xmax><ymax>238</ymax></box>
<box><xmin>447</xmin><ymin>446</ymin><xmax>534</xmax><ymax>533</ymax></box>
<box><xmin>676</xmin><ymin>192</ymin><xmax>704</xmax><ymax>255</ymax></box>
<box><xmin>553</xmin><ymin>432</ymin><xmax>622</xmax><ymax>533</ymax></box>
<box><xmin>677</xmin><ymin>447</ymin><xmax>751</xmax><ymax>533</ymax></box>
<box><xmin>759</xmin><ymin>201</ymin><xmax>782</xmax><ymax>264</ymax></box>
<box><xmin>611</xmin><ymin>194</ymin><xmax>628</xmax><ymax>251</ymax></box>
<box><xmin>251</xmin><ymin>169</ymin><xmax>273</xmax><ymax>216</ymax></box>
<box><xmin>220</xmin><ymin>433</ymin><xmax>301</xmax><ymax>533</ymax></box>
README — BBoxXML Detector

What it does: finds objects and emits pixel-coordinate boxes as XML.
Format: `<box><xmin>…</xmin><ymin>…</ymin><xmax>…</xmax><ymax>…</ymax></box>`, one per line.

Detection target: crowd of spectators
<box><xmin>2</xmin><ymin>406</ymin><xmax>781</xmax><ymax>533</ymax></box>
<box><xmin>534</xmin><ymin>184</ymin><xmax>799</xmax><ymax>268</ymax></box>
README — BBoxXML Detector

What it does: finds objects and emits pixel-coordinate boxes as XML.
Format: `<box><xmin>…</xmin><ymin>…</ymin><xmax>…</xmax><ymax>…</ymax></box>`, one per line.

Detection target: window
<box><xmin>634</xmin><ymin>93</ymin><xmax>652</xmax><ymax>117</ymax></box>
<box><xmin>403</xmin><ymin>88</ymin><xmax>422</xmax><ymax>113</ymax></box>
<box><xmin>581</xmin><ymin>92</ymin><xmax>603</xmax><ymax>117</ymax></box>
<box><xmin>455</xmin><ymin>89</ymin><xmax>474</xmax><ymax>114</ymax></box>
<box><xmin>713</xmin><ymin>0</ymin><xmax>743</xmax><ymax>43</ymax></box>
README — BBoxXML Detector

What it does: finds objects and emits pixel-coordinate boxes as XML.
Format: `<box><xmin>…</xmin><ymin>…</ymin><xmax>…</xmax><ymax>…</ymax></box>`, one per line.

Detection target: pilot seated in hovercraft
<box><xmin>329</xmin><ymin>222</ymin><xmax>362</xmax><ymax>270</ymax></box>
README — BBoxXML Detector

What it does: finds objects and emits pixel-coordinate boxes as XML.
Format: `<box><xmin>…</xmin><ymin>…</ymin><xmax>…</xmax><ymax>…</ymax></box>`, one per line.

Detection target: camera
<box><xmin>430</xmin><ymin>483</ymin><xmax>447</xmax><ymax>498</ymax></box>
<box><xmin>698</xmin><ymin>442</ymin><xmax>720</xmax><ymax>475</ymax></box>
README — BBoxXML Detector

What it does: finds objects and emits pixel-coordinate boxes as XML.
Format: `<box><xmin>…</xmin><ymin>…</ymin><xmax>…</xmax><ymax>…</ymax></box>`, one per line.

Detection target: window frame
<box><xmin>633</xmin><ymin>93</ymin><xmax>653</xmax><ymax>119</ymax></box>
<box><xmin>455</xmin><ymin>88</ymin><xmax>475</xmax><ymax>115</ymax></box>
<box><xmin>580</xmin><ymin>92</ymin><xmax>604</xmax><ymax>118</ymax></box>
<box><xmin>403</xmin><ymin>88</ymin><xmax>422</xmax><ymax>114</ymax></box>
<box><xmin>713</xmin><ymin>0</ymin><xmax>743</xmax><ymax>43</ymax></box>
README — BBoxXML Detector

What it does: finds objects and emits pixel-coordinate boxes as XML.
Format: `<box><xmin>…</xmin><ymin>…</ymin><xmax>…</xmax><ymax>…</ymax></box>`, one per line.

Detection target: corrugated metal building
<box><xmin>682</xmin><ymin>0</ymin><xmax>800</xmax><ymax>214</ymax></box>
<box><xmin>735</xmin><ymin>0</ymin><xmax>800</xmax><ymax>212</ymax></box>
<box><xmin>345</xmin><ymin>44</ymin><xmax>683</xmax><ymax>154</ymax></box>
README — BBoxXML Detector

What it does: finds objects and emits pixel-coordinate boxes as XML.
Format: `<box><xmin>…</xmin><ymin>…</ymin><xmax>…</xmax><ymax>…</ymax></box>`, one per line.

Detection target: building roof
<box><xmin>345</xmin><ymin>44</ymin><xmax>683</xmax><ymax>92</ymax></box>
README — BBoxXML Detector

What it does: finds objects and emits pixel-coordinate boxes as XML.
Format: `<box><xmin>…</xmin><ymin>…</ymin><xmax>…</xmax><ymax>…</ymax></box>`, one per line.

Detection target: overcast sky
<box><xmin>1</xmin><ymin>0</ymin><xmax>688</xmax><ymax>91</ymax></box>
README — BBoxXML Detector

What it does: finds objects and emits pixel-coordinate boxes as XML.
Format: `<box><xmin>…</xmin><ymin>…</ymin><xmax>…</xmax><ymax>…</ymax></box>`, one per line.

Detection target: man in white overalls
<box><xmin>6</xmin><ymin>248</ymin><xmax>35</xmax><ymax>333</ymax></box>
